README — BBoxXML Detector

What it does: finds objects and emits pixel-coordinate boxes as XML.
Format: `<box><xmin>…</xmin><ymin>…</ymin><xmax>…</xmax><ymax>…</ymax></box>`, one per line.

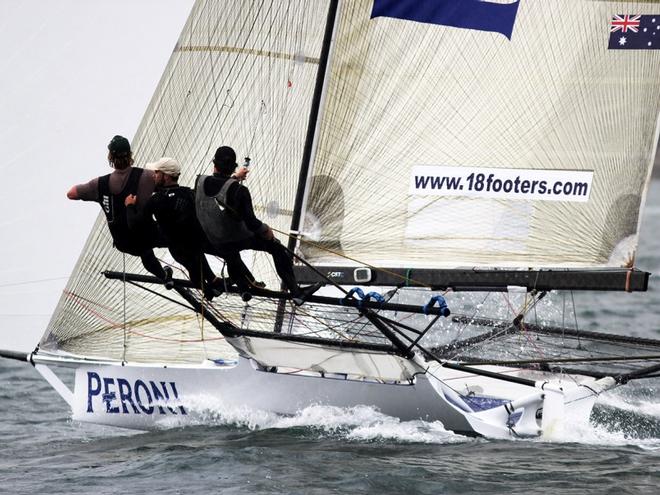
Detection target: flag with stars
<box><xmin>608</xmin><ymin>14</ymin><xmax>660</xmax><ymax>50</ymax></box>
<box><xmin>371</xmin><ymin>0</ymin><xmax>520</xmax><ymax>40</ymax></box>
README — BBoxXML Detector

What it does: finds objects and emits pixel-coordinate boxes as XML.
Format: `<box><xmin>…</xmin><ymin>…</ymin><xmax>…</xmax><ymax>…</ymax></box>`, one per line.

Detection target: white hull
<box><xmin>33</xmin><ymin>353</ymin><xmax>613</xmax><ymax>439</ymax></box>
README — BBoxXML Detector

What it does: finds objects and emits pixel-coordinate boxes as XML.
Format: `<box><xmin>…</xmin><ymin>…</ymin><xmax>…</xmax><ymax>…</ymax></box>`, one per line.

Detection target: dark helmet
<box><xmin>213</xmin><ymin>146</ymin><xmax>237</xmax><ymax>169</ymax></box>
<box><xmin>108</xmin><ymin>135</ymin><xmax>131</xmax><ymax>154</ymax></box>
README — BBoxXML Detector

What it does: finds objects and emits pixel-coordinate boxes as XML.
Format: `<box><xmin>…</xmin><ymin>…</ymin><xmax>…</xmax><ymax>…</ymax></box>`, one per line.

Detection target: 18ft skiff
<box><xmin>3</xmin><ymin>0</ymin><xmax>660</xmax><ymax>439</ymax></box>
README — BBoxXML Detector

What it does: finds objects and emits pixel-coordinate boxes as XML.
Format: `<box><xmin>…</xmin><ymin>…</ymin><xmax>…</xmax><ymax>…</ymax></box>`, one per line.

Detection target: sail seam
<box><xmin>175</xmin><ymin>45</ymin><xmax>320</xmax><ymax>64</ymax></box>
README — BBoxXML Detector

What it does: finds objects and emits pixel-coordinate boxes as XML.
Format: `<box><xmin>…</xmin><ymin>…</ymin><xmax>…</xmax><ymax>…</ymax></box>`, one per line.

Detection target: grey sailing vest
<box><xmin>195</xmin><ymin>175</ymin><xmax>253</xmax><ymax>247</ymax></box>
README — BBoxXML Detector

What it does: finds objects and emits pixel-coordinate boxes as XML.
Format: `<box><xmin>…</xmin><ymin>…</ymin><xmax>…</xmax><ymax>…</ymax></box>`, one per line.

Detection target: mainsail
<box><xmin>40</xmin><ymin>0</ymin><xmax>660</xmax><ymax>379</ymax></box>
<box><xmin>301</xmin><ymin>0</ymin><xmax>660</xmax><ymax>270</ymax></box>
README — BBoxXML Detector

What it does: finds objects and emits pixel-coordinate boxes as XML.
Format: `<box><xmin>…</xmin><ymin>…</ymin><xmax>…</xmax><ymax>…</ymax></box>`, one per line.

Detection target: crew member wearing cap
<box><xmin>67</xmin><ymin>135</ymin><xmax>172</xmax><ymax>283</ymax></box>
<box><xmin>195</xmin><ymin>146</ymin><xmax>321</xmax><ymax>304</ymax></box>
<box><xmin>125</xmin><ymin>157</ymin><xmax>258</xmax><ymax>299</ymax></box>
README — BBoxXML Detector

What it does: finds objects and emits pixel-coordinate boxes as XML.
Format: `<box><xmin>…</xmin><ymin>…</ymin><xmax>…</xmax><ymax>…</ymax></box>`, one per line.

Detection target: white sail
<box><xmin>41</xmin><ymin>0</ymin><xmax>328</xmax><ymax>362</ymax></box>
<box><xmin>301</xmin><ymin>0</ymin><xmax>660</xmax><ymax>269</ymax></box>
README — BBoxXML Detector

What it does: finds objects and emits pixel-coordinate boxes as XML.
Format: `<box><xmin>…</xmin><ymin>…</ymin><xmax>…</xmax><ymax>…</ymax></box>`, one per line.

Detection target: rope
<box><xmin>64</xmin><ymin>290</ymin><xmax>117</xmax><ymax>326</ymax></box>
<box><xmin>65</xmin><ymin>288</ymin><xmax>222</xmax><ymax>344</ymax></box>
<box><xmin>199</xmin><ymin>257</ymin><xmax>205</xmax><ymax>352</ymax></box>
<box><xmin>246</xmin><ymin>100</ymin><xmax>267</xmax><ymax>158</ymax></box>
<box><xmin>122</xmin><ymin>253</ymin><xmax>127</xmax><ymax>363</ymax></box>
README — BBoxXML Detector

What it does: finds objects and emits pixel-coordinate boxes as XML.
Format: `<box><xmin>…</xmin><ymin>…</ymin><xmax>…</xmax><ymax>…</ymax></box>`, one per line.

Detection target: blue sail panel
<box><xmin>371</xmin><ymin>0</ymin><xmax>520</xmax><ymax>40</ymax></box>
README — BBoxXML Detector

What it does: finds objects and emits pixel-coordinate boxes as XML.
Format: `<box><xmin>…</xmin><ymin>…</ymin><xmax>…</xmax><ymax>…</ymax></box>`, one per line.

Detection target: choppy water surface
<box><xmin>2</xmin><ymin>182</ymin><xmax>660</xmax><ymax>494</ymax></box>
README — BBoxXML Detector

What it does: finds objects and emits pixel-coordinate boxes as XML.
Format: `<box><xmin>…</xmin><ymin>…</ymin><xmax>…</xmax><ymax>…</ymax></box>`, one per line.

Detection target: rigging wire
<box><xmin>0</xmin><ymin>276</ymin><xmax>69</xmax><ymax>288</ymax></box>
<box><xmin>246</xmin><ymin>100</ymin><xmax>268</xmax><ymax>158</ymax></box>
<box><xmin>122</xmin><ymin>253</ymin><xmax>127</xmax><ymax>364</ymax></box>
<box><xmin>570</xmin><ymin>290</ymin><xmax>582</xmax><ymax>348</ymax></box>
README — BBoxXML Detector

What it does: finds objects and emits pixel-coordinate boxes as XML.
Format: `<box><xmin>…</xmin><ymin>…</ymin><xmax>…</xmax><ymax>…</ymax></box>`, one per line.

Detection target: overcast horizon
<box><xmin>0</xmin><ymin>0</ymin><xmax>194</xmax><ymax>352</ymax></box>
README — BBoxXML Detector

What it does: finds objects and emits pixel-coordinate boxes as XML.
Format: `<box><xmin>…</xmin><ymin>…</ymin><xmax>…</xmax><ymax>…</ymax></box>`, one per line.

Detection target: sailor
<box><xmin>67</xmin><ymin>135</ymin><xmax>172</xmax><ymax>285</ymax></box>
<box><xmin>195</xmin><ymin>146</ymin><xmax>321</xmax><ymax>304</ymax></box>
<box><xmin>126</xmin><ymin>157</ymin><xmax>259</xmax><ymax>299</ymax></box>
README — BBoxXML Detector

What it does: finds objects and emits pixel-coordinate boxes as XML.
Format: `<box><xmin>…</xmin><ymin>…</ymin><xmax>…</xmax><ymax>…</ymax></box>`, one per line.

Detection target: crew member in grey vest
<box><xmin>67</xmin><ymin>135</ymin><xmax>172</xmax><ymax>285</ymax></box>
<box><xmin>195</xmin><ymin>146</ymin><xmax>321</xmax><ymax>303</ymax></box>
<box><xmin>126</xmin><ymin>157</ymin><xmax>260</xmax><ymax>300</ymax></box>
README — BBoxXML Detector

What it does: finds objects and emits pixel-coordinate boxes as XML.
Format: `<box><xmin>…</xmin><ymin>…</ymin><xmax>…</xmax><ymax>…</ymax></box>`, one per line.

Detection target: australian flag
<box><xmin>371</xmin><ymin>0</ymin><xmax>520</xmax><ymax>40</ymax></box>
<box><xmin>608</xmin><ymin>14</ymin><xmax>660</xmax><ymax>50</ymax></box>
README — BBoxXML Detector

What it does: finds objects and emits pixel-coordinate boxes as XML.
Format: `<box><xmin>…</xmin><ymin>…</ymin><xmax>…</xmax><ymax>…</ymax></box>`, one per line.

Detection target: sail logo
<box><xmin>410</xmin><ymin>166</ymin><xmax>593</xmax><ymax>202</ymax></box>
<box><xmin>86</xmin><ymin>371</ymin><xmax>187</xmax><ymax>416</ymax></box>
<box><xmin>371</xmin><ymin>0</ymin><xmax>520</xmax><ymax>40</ymax></box>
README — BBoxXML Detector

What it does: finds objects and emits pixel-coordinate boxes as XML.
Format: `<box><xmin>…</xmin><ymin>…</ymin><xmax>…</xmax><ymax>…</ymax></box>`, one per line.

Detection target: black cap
<box><xmin>213</xmin><ymin>146</ymin><xmax>237</xmax><ymax>168</ymax></box>
<box><xmin>108</xmin><ymin>135</ymin><xmax>131</xmax><ymax>154</ymax></box>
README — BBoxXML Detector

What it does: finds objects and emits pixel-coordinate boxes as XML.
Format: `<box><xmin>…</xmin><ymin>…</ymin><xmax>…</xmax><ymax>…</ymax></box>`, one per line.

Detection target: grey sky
<box><xmin>0</xmin><ymin>0</ymin><xmax>194</xmax><ymax>352</ymax></box>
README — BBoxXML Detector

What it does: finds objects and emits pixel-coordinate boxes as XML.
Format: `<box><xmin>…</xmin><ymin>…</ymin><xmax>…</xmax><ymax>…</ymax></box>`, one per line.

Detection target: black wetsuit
<box><xmin>197</xmin><ymin>172</ymin><xmax>299</xmax><ymax>294</ymax></box>
<box><xmin>98</xmin><ymin>168</ymin><xmax>167</xmax><ymax>279</ymax></box>
<box><xmin>140</xmin><ymin>184</ymin><xmax>255</xmax><ymax>289</ymax></box>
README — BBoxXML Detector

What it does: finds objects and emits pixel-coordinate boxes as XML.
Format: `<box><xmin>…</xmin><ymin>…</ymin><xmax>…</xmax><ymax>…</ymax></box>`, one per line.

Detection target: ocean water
<box><xmin>2</xmin><ymin>183</ymin><xmax>660</xmax><ymax>494</ymax></box>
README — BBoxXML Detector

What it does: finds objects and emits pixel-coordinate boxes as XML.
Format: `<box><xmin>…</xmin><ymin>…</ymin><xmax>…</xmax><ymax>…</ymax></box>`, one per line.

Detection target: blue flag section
<box><xmin>371</xmin><ymin>0</ymin><xmax>520</xmax><ymax>40</ymax></box>
<box><xmin>608</xmin><ymin>15</ymin><xmax>660</xmax><ymax>50</ymax></box>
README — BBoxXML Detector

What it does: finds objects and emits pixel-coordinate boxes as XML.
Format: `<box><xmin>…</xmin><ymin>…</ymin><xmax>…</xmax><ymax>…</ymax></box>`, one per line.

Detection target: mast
<box><xmin>274</xmin><ymin>0</ymin><xmax>340</xmax><ymax>332</ymax></box>
<box><xmin>288</xmin><ymin>0</ymin><xmax>339</xmax><ymax>252</ymax></box>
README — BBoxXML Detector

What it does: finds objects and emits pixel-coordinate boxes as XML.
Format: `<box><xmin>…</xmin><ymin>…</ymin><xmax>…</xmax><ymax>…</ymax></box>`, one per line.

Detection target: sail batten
<box><xmin>175</xmin><ymin>45</ymin><xmax>321</xmax><ymax>64</ymax></box>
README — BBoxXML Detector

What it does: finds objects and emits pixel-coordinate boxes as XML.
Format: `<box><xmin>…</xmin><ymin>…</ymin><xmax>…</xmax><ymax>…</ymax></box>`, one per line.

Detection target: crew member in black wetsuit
<box><xmin>67</xmin><ymin>135</ymin><xmax>172</xmax><ymax>284</ymax></box>
<box><xmin>126</xmin><ymin>156</ymin><xmax>259</xmax><ymax>300</ymax></box>
<box><xmin>195</xmin><ymin>146</ymin><xmax>321</xmax><ymax>304</ymax></box>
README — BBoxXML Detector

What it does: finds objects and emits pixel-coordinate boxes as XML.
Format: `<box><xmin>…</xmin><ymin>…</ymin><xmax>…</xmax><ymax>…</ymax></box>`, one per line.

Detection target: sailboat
<box><xmin>3</xmin><ymin>0</ymin><xmax>660</xmax><ymax>439</ymax></box>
